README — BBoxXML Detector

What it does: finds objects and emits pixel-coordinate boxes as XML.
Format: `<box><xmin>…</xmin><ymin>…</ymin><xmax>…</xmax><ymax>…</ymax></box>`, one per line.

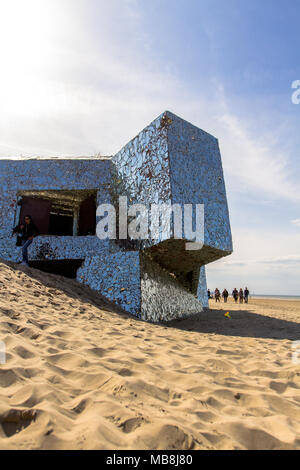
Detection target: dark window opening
<box><xmin>49</xmin><ymin>204</ymin><xmax>74</xmax><ymax>236</ymax></box>
<box><xmin>17</xmin><ymin>190</ymin><xmax>97</xmax><ymax>237</ymax></box>
<box><xmin>78</xmin><ymin>194</ymin><xmax>97</xmax><ymax>236</ymax></box>
<box><xmin>49</xmin><ymin>214</ymin><xmax>73</xmax><ymax>236</ymax></box>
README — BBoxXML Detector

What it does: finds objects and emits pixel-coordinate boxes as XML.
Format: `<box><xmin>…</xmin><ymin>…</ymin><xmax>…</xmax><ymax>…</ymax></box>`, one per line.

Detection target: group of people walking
<box><xmin>208</xmin><ymin>287</ymin><xmax>250</xmax><ymax>304</ymax></box>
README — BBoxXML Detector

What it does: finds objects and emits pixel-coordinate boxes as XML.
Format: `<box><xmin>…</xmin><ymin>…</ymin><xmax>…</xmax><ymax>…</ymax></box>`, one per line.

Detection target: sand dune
<box><xmin>0</xmin><ymin>259</ymin><xmax>300</xmax><ymax>450</ymax></box>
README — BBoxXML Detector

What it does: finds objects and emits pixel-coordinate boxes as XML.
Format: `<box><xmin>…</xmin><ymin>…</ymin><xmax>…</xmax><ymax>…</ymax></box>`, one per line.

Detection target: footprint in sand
<box><xmin>13</xmin><ymin>346</ymin><xmax>35</xmax><ymax>360</ymax></box>
<box><xmin>119</xmin><ymin>417</ymin><xmax>146</xmax><ymax>434</ymax></box>
<box><xmin>0</xmin><ymin>409</ymin><xmax>39</xmax><ymax>438</ymax></box>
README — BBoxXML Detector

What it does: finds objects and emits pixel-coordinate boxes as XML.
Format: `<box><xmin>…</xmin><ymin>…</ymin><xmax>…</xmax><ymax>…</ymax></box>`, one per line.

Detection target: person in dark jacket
<box><xmin>232</xmin><ymin>288</ymin><xmax>238</xmax><ymax>303</ymax></box>
<box><xmin>244</xmin><ymin>287</ymin><xmax>250</xmax><ymax>303</ymax></box>
<box><xmin>215</xmin><ymin>288</ymin><xmax>221</xmax><ymax>302</ymax></box>
<box><xmin>222</xmin><ymin>288</ymin><xmax>229</xmax><ymax>303</ymax></box>
<box><xmin>13</xmin><ymin>215</ymin><xmax>39</xmax><ymax>266</ymax></box>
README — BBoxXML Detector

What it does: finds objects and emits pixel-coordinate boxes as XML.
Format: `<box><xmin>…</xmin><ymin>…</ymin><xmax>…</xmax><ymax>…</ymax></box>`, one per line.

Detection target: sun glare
<box><xmin>0</xmin><ymin>0</ymin><xmax>65</xmax><ymax>115</ymax></box>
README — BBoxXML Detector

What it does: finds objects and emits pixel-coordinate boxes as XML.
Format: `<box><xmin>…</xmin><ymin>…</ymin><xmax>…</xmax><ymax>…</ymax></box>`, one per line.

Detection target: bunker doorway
<box><xmin>29</xmin><ymin>259</ymin><xmax>84</xmax><ymax>279</ymax></box>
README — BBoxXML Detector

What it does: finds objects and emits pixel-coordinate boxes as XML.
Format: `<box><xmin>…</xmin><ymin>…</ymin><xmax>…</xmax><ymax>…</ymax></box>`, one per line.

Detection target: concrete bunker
<box><xmin>0</xmin><ymin>111</ymin><xmax>232</xmax><ymax>321</ymax></box>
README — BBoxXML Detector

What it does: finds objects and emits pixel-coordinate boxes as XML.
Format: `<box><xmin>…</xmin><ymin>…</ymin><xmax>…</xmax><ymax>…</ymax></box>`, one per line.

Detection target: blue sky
<box><xmin>0</xmin><ymin>0</ymin><xmax>299</xmax><ymax>294</ymax></box>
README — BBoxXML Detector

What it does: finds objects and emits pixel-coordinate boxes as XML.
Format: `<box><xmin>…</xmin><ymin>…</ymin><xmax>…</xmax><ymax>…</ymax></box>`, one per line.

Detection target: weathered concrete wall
<box><xmin>2</xmin><ymin>235</ymin><xmax>106</xmax><ymax>263</ymax></box>
<box><xmin>112</xmin><ymin>113</ymin><xmax>171</xmax><ymax>207</ymax></box>
<box><xmin>168</xmin><ymin>111</ymin><xmax>232</xmax><ymax>254</ymax></box>
<box><xmin>140</xmin><ymin>253</ymin><xmax>203</xmax><ymax>322</ymax></box>
<box><xmin>198</xmin><ymin>266</ymin><xmax>208</xmax><ymax>308</ymax></box>
<box><xmin>76</xmin><ymin>249</ymin><xmax>204</xmax><ymax>322</ymax></box>
<box><xmin>77</xmin><ymin>250</ymin><xmax>141</xmax><ymax>316</ymax></box>
<box><xmin>111</xmin><ymin>113</ymin><xmax>172</xmax><ymax>250</ymax></box>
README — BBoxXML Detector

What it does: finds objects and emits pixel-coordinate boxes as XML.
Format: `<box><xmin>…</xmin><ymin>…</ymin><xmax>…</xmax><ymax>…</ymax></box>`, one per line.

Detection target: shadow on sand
<box><xmin>165</xmin><ymin>307</ymin><xmax>300</xmax><ymax>341</ymax></box>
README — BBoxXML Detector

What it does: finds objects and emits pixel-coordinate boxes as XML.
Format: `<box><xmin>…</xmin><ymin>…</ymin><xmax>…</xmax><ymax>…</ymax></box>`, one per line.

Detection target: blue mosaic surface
<box><xmin>0</xmin><ymin>112</ymin><xmax>232</xmax><ymax>322</ymax></box>
<box><xmin>77</xmin><ymin>251</ymin><xmax>141</xmax><ymax>316</ymax></box>
<box><xmin>0</xmin><ymin>158</ymin><xmax>111</xmax><ymax>261</ymax></box>
<box><xmin>168</xmin><ymin>111</ymin><xmax>232</xmax><ymax>253</ymax></box>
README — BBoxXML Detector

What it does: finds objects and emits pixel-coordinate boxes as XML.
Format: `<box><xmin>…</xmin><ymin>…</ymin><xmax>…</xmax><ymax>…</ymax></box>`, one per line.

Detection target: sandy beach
<box><xmin>0</xmin><ymin>259</ymin><xmax>300</xmax><ymax>450</ymax></box>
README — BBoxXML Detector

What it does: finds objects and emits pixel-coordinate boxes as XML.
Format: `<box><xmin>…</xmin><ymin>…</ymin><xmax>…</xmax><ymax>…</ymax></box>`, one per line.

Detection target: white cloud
<box><xmin>261</xmin><ymin>255</ymin><xmax>300</xmax><ymax>265</ymax></box>
<box><xmin>220</xmin><ymin>255</ymin><xmax>300</xmax><ymax>267</ymax></box>
<box><xmin>211</xmin><ymin>88</ymin><xmax>300</xmax><ymax>203</ymax></box>
<box><xmin>291</xmin><ymin>219</ymin><xmax>300</xmax><ymax>227</ymax></box>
